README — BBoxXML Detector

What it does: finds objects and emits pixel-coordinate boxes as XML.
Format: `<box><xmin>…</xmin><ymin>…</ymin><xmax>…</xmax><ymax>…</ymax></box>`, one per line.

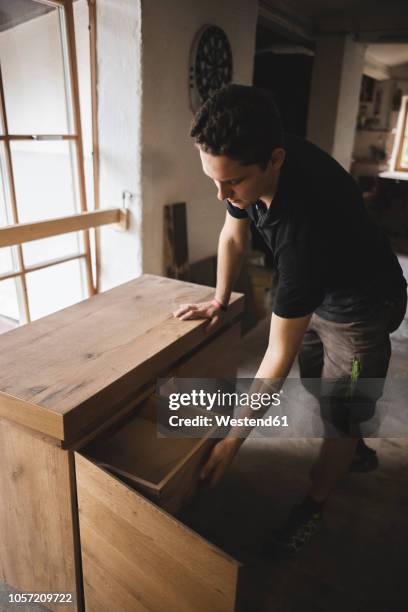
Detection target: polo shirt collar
<box><xmin>253</xmin><ymin>153</ymin><xmax>288</xmax><ymax>228</ymax></box>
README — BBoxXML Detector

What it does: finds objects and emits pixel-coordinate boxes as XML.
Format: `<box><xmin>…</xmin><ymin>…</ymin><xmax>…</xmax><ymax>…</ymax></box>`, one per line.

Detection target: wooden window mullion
<box><xmin>89</xmin><ymin>0</ymin><xmax>101</xmax><ymax>293</ymax></box>
<box><xmin>395</xmin><ymin>99</ymin><xmax>408</xmax><ymax>172</ymax></box>
<box><xmin>62</xmin><ymin>0</ymin><xmax>95</xmax><ymax>296</ymax></box>
<box><xmin>0</xmin><ymin>64</ymin><xmax>30</xmax><ymax>323</ymax></box>
<box><xmin>0</xmin><ymin>135</ymin><xmax>78</xmax><ymax>141</ymax></box>
<box><xmin>0</xmin><ymin>253</ymin><xmax>87</xmax><ymax>282</ymax></box>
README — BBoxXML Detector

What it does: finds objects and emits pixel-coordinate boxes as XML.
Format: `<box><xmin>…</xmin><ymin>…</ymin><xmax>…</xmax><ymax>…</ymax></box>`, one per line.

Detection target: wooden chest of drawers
<box><xmin>0</xmin><ymin>275</ymin><xmax>244</xmax><ymax>611</ymax></box>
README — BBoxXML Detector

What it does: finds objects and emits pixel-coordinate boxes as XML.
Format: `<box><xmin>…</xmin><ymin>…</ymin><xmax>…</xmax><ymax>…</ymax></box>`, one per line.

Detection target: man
<box><xmin>174</xmin><ymin>84</ymin><xmax>407</xmax><ymax>555</ymax></box>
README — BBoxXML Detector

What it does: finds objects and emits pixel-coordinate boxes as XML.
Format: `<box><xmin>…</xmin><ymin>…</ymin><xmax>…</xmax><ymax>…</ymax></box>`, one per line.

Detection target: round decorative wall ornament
<box><xmin>189</xmin><ymin>24</ymin><xmax>233</xmax><ymax>113</ymax></box>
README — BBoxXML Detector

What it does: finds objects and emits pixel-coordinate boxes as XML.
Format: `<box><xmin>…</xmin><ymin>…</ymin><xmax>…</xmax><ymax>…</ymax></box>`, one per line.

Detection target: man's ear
<box><xmin>270</xmin><ymin>148</ymin><xmax>286</xmax><ymax>170</ymax></box>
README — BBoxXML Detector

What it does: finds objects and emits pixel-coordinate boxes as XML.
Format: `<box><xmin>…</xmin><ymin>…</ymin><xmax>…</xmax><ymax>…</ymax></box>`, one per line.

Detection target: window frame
<box><xmin>395</xmin><ymin>95</ymin><xmax>408</xmax><ymax>173</ymax></box>
<box><xmin>0</xmin><ymin>0</ymin><xmax>96</xmax><ymax>323</ymax></box>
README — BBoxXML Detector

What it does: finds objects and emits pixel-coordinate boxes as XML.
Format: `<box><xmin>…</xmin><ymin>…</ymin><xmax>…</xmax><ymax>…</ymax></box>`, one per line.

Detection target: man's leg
<box><xmin>268</xmin><ymin>311</ymin><xmax>392</xmax><ymax>556</ymax></box>
<box><xmin>311</xmin><ymin>437</ymin><xmax>378</xmax><ymax>483</ymax></box>
<box><xmin>309</xmin><ymin>437</ymin><xmax>359</xmax><ymax>502</ymax></box>
<box><xmin>308</xmin><ymin>311</ymin><xmax>392</xmax><ymax>497</ymax></box>
<box><xmin>266</xmin><ymin>322</ymin><xmax>329</xmax><ymax>556</ymax></box>
<box><xmin>298</xmin><ymin>322</ymin><xmax>376</xmax><ymax>479</ymax></box>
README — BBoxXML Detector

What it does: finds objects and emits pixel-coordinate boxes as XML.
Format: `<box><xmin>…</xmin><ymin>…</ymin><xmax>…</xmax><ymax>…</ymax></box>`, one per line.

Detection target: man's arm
<box><xmin>200</xmin><ymin>312</ymin><xmax>312</xmax><ymax>485</ymax></box>
<box><xmin>256</xmin><ymin>312</ymin><xmax>312</xmax><ymax>379</ymax></box>
<box><xmin>174</xmin><ymin>212</ymin><xmax>250</xmax><ymax>330</ymax></box>
<box><xmin>214</xmin><ymin>212</ymin><xmax>250</xmax><ymax>306</ymax></box>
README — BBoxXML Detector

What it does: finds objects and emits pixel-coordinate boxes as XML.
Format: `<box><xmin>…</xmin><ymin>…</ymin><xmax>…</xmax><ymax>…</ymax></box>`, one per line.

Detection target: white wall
<box><xmin>140</xmin><ymin>0</ymin><xmax>258</xmax><ymax>274</ymax></box>
<box><xmin>307</xmin><ymin>34</ymin><xmax>366</xmax><ymax>170</ymax></box>
<box><xmin>96</xmin><ymin>0</ymin><xmax>143</xmax><ymax>291</ymax></box>
<box><xmin>307</xmin><ymin>36</ymin><xmax>344</xmax><ymax>155</ymax></box>
<box><xmin>95</xmin><ymin>0</ymin><xmax>258</xmax><ymax>287</ymax></box>
<box><xmin>333</xmin><ymin>36</ymin><xmax>366</xmax><ymax>170</ymax></box>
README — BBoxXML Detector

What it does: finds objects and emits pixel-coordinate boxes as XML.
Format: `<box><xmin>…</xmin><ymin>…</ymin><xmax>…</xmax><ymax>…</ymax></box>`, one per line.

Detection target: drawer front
<box><xmin>157</xmin><ymin>434</ymin><xmax>216</xmax><ymax>514</ymax></box>
<box><xmin>75</xmin><ymin>453</ymin><xmax>241</xmax><ymax>612</ymax></box>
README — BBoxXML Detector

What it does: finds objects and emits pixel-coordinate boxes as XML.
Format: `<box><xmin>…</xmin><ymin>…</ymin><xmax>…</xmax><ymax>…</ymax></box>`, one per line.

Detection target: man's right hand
<box><xmin>173</xmin><ymin>300</ymin><xmax>224</xmax><ymax>333</ymax></box>
<box><xmin>200</xmin><ymin>437</ymin><xmax>242</xmax><ymax>486</ymax></box>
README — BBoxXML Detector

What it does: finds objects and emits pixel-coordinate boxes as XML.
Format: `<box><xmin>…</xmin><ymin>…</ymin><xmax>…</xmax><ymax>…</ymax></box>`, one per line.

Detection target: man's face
<box><xmin>199</xmin><ymin>148</ymin><xmax>273</xmax><ymax>209</ymax></box>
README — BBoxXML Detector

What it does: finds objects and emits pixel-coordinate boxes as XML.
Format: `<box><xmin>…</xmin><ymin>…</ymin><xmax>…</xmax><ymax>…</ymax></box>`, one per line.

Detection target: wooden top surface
<box><xmin>0</xmin><ymin>275</ymin><xmax>243</xmax><ymax>442</ymax></box>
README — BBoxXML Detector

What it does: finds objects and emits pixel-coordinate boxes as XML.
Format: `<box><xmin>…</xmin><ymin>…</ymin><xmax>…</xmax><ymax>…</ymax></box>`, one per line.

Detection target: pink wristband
<box><xmin>212</xmin><ymin>298</ymin><xmax>228</xmax><ymax>312</ymax></box>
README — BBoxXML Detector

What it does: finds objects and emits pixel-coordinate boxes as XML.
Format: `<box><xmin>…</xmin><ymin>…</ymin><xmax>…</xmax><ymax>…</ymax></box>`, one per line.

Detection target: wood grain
<box><xmin>0</xmin><ymin>275</ymin><xmax>244</xmax><ymax>441</ymax></box>
<box><xmin>0</xmin><ymin>390</ymin><xmax>64</xmax><ymax>439</ymax></box>
<box><xmin>86</xmin><ymin>416</ymin><xmax>197</xmax><ymax>484</ymax></box>
<box><xmin>83</xmin><ymin>395</ymin><xmax>219</xmax><ymax>513</ymax></box>
<box><xmin>0</xmin><ymin>208</ymin><xmax>124</xmax><ymax>248</ymax></box>
<box><xmin>164</xmin><ymin>202</ymin><xmax>189</xmax><ymax>279</ymax></box>
<box><xmin>0</xmin><ymin>417</ymin><xmax>81</xmax><ymax>611</ymax></box>
<box><xmin>76</xmin><ymin>453</ymin><xmax>240</xmax><ymax>612</ymax></box>
<box><xmin>172</xmin><ymin>321</ymin><xmax>241</xmax><ymax>378</ymax></box>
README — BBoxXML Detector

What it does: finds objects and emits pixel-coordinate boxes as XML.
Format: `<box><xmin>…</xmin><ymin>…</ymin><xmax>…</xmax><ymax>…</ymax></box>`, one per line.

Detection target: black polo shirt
<box><xmin>227</xmin><ymin>134</ymin><xmax>406</xmax><ymax>322</ymax></box>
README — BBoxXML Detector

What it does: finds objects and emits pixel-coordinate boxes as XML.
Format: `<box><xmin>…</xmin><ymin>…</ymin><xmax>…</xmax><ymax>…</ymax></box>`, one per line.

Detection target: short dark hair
<box><xmin>190</xmin><ymin>84</ymin><xmax>284</xmax><ymax>167</ymax></box>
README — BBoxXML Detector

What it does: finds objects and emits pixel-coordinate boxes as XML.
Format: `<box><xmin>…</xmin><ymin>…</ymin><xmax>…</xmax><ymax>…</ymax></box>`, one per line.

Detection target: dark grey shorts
<box><xmin>298</xmin><ymin>292</ymin><xmax>407</xmax><ymax>436</ymax></box>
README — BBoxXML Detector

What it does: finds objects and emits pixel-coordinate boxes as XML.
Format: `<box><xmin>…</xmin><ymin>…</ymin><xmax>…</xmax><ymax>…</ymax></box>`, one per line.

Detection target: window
<box><xmin>0</xmin><ymin>0</ymin><xmax>95</xmax><ymax>326</ymax></box>
<box><xmin>395</xmin><ymin>95</ymin><xmax>408</xmax><ymax>172</ymax></box>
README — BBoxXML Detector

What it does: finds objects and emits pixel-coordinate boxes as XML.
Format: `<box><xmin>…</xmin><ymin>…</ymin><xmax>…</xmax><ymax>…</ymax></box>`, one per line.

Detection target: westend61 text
<box><xmin>168</xmin><ymin>390</ymin><xmax>281</xmax><ymax>411</ymax></box>
<box><xmin>168</xmin><ymin>414</ymin><xmax>289</xmax><ymax>428</ymax></box>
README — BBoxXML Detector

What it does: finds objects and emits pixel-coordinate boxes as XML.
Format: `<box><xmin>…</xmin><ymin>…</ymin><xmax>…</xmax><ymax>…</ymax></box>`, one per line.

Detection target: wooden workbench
<box><xmin>0</xmin><ymin>275</ymin><xmax>244</xmax><ymax>611</ymax></box>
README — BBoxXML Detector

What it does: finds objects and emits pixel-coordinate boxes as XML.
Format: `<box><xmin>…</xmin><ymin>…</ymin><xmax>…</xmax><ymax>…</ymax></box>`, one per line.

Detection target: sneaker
<box><xmin>351</xmin><ymin>440</ymin><xmax>378</xmax><ymax>473</ymax></box>
<box><xmin>265</xmin><ymin>504</ymin><xmax>323</xmax><ymax>558</ymax></box>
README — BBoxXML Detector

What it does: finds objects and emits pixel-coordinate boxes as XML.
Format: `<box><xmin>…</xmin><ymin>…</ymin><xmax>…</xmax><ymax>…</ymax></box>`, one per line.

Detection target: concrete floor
<box><xmin>1</xmin><ymin>258</ymin><xmax>407</xmax><ymax>611</ymax></box>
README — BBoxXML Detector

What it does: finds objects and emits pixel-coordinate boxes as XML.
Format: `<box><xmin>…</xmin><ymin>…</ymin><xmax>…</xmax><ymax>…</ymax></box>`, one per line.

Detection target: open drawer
<box><xmin>81</xmin><ymin>395</ymin><xmax>218</xmax><ymax>514</ymax></box>
<box><xmin>75</xmin><ymin>395</ymin><xmax>244</xmax><ymax>612</ymax></box>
